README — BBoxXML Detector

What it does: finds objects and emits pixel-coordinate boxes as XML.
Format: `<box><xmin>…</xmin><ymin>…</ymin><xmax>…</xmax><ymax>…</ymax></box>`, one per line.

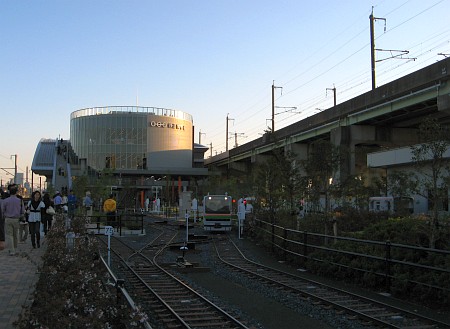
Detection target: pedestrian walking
<box><xmin>41</xmin><ymin>192</ymin><xmax>54</xmax><ymax>235</ymax></box>
<box><xmin>53</xmin><ymin>191</ymin><xmax>62</xmax><ymax>213</ymax></box>
<box><xmin>1</xmin><ymin>184</ymin><xmax>25</xmax><ymax>255</ymax></box>
<box><xmin>61</xmin><ymin>192</ymin><xmax>68</xmax><ymax>213</ymax></box>
<box><xmin>0</xmin><ymin>190</ymin><xmax>9</xmax><ymax>250</ymax></box>
<box><xmin>156</xmin><ymin>197</ymin><xmax>161</xmax><ymax>212</ymax></box>
<box><xmin>83</xmin><ymin>191</ymin><xmax>93</xmax><ymax>216</ymax></box>
<box><xmin>67</xmin><ymin>190</ymin><xmax>78</xmax><ymax>218</ymax></box>
<box><xmin>27</xmin><ymin>190</ymin><xmax>45</xmax><ymax>248</ymax></box>
<box><xmin>145</xmin><ymin>197</ymin><xmax>150</xmax><ymax>212</ymax></box>
<box><xmin>18</xmin><ymin>195</ymin><xmax>29</xmax><ymax>243</ymax></box>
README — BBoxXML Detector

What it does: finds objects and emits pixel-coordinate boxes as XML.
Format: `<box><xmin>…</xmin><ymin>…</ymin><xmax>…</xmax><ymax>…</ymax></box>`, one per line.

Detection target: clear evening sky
<box><xmin>1</xmin><ymin>0</ymin><xmax>449</xmax><ymax>186</ymax></box>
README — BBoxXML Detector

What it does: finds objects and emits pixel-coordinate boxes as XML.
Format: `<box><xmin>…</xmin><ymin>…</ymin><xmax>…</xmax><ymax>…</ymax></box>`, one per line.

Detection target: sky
<box><xmin>1</xmin><ymin>0</ymin><xmax>449</xmax><ymax>187</ymax></box>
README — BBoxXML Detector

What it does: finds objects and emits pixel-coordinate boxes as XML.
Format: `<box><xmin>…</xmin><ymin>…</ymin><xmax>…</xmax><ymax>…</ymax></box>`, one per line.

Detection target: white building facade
<box><xmin>368</xmin><ymin>145</ymin><xmax>450</xmax><ymax>215</ymax></box>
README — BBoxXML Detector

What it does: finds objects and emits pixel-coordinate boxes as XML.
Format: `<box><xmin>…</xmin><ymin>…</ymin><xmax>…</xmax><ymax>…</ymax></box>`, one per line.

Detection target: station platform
<box><xmin>0</xmin><ymin>236</ymin><xmax>46</xmax><ymax>329</ymax></box>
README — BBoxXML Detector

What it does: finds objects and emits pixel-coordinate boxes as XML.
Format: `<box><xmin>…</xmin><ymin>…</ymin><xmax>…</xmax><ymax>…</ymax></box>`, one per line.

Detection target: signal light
<box><xmin>232</xmin><ymin>199</ymin><xmax>236</xmax><ymax>203</ymax></box>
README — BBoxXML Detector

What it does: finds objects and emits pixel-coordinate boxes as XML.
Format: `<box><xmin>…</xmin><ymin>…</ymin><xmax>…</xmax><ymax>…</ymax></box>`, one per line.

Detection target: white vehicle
<box><xmin>369</xmin><ymin>196</ymin><xmax>414</xmax><ymax>215</ymax></box>
<box><xmin>369</xmin><ymin>197</ymin><xmax>394</xmax><ymax>213</ymax></box>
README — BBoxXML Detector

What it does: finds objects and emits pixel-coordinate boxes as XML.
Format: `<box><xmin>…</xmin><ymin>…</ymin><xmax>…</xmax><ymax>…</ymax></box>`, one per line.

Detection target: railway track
<box><xmin>213</xmin><ymin>235</ymin><xmax>450</xmax><ymax>329</ymax></box>
<box><xmin>98</xmin><ymin>226</ymin><xmax>249</xmax><ymax>328</ymax></box>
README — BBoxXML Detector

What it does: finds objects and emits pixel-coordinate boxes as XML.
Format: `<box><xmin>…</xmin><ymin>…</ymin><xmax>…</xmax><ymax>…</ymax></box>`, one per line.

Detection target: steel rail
<box><xmin>98</xmin><ymin>227</ymin><xmax>249</xmax><ymax>328</ymax></box>
<box><xmin>214</xmin><ymin>236</ymin><xmax>450</xmax><ymax>329</ymax></box>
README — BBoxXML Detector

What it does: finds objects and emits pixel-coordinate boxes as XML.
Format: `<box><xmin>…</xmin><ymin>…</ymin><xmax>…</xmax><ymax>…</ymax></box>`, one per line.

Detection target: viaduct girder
<box><xmin>206</xmin><ymin>57</ymin><xmax>450</xmax><ymax>169</ymax></box>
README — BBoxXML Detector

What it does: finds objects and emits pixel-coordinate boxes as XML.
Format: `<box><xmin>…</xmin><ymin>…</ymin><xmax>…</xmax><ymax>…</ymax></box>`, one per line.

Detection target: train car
<box><xmin>203</xmin><ymin>194</ymin><xmax>233</xmax><ymax>231</ymax></box>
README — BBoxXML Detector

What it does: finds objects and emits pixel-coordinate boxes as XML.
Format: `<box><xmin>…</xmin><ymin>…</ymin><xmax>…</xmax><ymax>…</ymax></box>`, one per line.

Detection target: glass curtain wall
<box><xmin>70</xmin><ymin>113</ymin><xmax>147</xmax><ymax>171</ymax></box>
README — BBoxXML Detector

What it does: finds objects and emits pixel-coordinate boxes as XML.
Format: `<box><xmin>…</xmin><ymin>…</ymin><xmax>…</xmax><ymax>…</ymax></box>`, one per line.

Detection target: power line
<box><xmin>203</xmin><ymin>2</ymin><xmax>449</xmax><ymax>155</ymax></box>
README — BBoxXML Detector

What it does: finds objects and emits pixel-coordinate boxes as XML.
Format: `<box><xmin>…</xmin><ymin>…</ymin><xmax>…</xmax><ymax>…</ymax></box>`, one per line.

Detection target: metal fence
<box><xmin>253</xmin><ymin>218</ymin><xmax>450</xmax><ymax>296</ymax></box>
<box><xmin>78</xmin><ymin>212</ymin><xmax>145</xmax><ymax>236</ymax></box>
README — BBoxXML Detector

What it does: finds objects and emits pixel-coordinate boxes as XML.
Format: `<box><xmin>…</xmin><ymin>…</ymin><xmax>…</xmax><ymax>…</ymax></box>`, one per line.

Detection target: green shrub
<box><xmin>14</xmin><ymin>217</ymin><xmax>147</xmax><ymax>329</ymax></box>
<box><xmin>255</xmin><ymin>214</ymin><xmax>450</xmax><ymax>310</ymax></box>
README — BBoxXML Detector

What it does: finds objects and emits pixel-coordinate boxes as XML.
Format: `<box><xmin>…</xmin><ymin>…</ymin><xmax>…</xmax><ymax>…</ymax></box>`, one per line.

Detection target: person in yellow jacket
<box><xmin>103</xmin><ymin>194</ymin><xmax>117</xmax><ymax>225</ymax></box>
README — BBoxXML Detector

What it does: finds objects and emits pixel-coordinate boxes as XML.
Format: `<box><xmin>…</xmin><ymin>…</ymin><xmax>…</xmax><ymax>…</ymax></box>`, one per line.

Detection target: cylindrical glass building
<box><xmin>70</xmin><ymin>106</ymin><xmax>194</xmax><ymax>172</ymax></box>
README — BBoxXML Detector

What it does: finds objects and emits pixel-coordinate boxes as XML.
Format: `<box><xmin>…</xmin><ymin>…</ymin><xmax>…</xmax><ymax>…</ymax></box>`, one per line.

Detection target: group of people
<box><xmin>53</xmin><ymin>189</ymin><xmax>78</xmax><ymax>217</ymax></box>
<box><xmin>0</xmin><ymin>185</ymin><xmax>83</xmax><ymax>255</ymax></box>
<box><xmin>0</xmin><ymin>184</ymin><xmax>55</xmax><ymax>255</ymax></box>
<box><xmin>144</xmin><ymin>197</ymin><xmax>161</xmax><ymax>212</ymax></box>
<box><xmin>0</xmin><ymin>186</ymin><xmax>118</xmax><ymax>255</ymax></box>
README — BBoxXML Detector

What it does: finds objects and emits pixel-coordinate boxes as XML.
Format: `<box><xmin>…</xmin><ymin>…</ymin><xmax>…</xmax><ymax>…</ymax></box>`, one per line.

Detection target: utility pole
<box><xmin>370</xmin><ymin>7</ymin><xmax>385</xmax><ymax>90</ymax></box>
<box><xmin>370</xmin><ymin>7</ymin><xmax>414</xmax><ymax>90</ymax></box>
<box><xmin>232</xmin><ymin>132</ymin><xmax>247</xmax><ymax>148</ymax></box>
<box><xmin>272</xmin><ymin>81</ymin><xmax>283</xmax><ymax>132</ymax></box>
<box><xmin>226</xmin><ymin>114</ymin><xmax>234</xmax><ymax>151</ymax></box>
<box><xmin>199</xmin><ymin>130</ymin><xmax>206</xmax><ymax>144</ymax></box>
<box><xmin>326</xmin><ymin>86</ymin><xmax>337</xmax><ymax>107</ymax></box>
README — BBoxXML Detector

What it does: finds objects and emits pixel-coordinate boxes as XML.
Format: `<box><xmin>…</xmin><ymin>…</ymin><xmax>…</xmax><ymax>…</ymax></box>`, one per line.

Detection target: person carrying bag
<box><xmin>28</xmin><ymin>191</ymin><xmax>45</xmax><ymax>248</ymax></box>
<box><xmin>42</xmin><ymin>192</ymin><xmax>54</xmax><ymax>235</ymax></box>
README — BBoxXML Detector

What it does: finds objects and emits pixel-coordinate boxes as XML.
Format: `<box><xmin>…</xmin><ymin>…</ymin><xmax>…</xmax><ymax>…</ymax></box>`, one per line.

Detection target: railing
<box><xmin>71</xmin><ymin>106</ymin><xmax>193</xmax><ymax>122</ymax></box>
<box><xmin>99</xmin><ymin>254</ymin><xmax>153</xmax><ymax>329</ymax></box>
<box><xmin>120</xmin><ymin>205</ymin><xmax>181</xmax><ymax>220</ymax></box>
<box><xmin>79</xmin><ymin>212</ymin><xmax>145</xmax><ymax>236</ymax></box>
<box><xmin>252</xmin><ymin>218</ymin><xmax>450</xmax><ymax>297</ymax></box>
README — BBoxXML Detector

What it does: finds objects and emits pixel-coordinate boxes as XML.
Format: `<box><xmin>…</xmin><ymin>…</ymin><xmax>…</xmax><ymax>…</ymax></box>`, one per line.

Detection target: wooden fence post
<box><xmin>385</xmin><ymin>240</ymin><xmax>391</xmax><ymax>292</ymax></box>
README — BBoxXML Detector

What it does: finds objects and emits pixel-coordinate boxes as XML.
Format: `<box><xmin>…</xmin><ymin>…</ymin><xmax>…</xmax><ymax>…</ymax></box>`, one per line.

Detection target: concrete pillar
<box><xmin>331</xmin><ymin>125</ymin><xmax>420</xmax><ymax>179</ymax></box>
<box><xmin>251</xmin><ymin>153</ymin><xmax>271</xmax><ymax>164</ymax></box>
<box><xmin>438</xmin><ymin>94</ymin><xmax>450</xmax><ymax>112</ymax></box>
<box><xmin>284</xmin><ymin>143</ymin><xmax>308</xmax><ymax>160</ymax></box>
<box><xmin>229</xmin><ymin>161</ymin><xmax>249</xmax><ymax>173</ymax></box>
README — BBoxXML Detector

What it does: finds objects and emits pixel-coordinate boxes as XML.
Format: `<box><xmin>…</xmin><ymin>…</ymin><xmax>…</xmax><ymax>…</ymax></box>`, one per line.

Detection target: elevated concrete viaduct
<box><xmin>205</xmin><ymin>57</ymin><xmax>450</xmax><ymax>182</ymax></box>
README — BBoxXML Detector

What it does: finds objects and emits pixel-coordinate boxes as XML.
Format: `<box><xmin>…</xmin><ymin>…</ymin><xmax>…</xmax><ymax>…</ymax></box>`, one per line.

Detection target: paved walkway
<box><xmin>0</xmin><ymin>236</ymin><xmax>46</xmax><ymax>329</ymax></box>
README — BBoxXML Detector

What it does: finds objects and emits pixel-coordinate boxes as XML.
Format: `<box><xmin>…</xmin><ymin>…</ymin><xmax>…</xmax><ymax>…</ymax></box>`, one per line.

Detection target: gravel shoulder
<box><xmin>165</xmin><ymin>227</ymin><xmax>450</xmax><ymax>328</ymax></box>
<box><xmin>184</xmin><ymin>271</ymin><xmax>331</xmax><ymax>329</ymax></box>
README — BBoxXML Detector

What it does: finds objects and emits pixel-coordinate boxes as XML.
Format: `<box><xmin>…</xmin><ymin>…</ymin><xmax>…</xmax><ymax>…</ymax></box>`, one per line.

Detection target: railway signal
<box><xmin>238</xmin><ymin>198</ymin><xmax>246</xmax><ymax>239</ymax></box>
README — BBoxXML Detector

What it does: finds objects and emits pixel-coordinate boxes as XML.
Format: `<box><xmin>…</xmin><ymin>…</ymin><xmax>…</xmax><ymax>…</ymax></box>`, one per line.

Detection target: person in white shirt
<box><xmin>27</xmin><ymin>190</ymin><xmax>45</xmax><ymax>248</ymax></box>
<box><xmin>145</xmin><ymin>197</ymin><xmax>150</xmax><ymax>212</ymax></box>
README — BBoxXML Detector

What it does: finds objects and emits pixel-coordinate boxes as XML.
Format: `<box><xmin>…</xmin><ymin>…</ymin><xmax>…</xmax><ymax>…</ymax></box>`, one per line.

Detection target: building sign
<box><xmin>149</xmin><ymin>121</ymin><xmax>185</xmax><ymax>130</ymax></box>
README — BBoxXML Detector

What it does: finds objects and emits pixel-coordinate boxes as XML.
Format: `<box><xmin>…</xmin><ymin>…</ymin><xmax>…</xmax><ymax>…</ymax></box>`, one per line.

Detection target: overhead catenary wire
<box><xmin>203</xmin><ymin>1</ymin><xmax>448</xmax><ymax>155</ymax></box>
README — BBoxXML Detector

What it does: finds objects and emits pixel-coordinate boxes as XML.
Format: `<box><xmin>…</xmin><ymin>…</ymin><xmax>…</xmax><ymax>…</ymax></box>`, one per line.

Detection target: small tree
<box><xmin>339</xmin><ymin>174</ymin><xmax>373</xmax><ymax>211</ymax></box>
<box><xmin>387</xmin><ymin>170</ymin><xmax>419</xmax><ymax>216</ymax></box>
<box><xmin>410</xmin><ymin>118</ymin><xmax>450</xmax><ymax>248</ymax></box>
<box><xmin>253</xmin><ymin>147</ymin><xmax>300</xmax><ymax>225</ymax></box>
<box><xmin>71</xmin><ymin>169</ymin><xmax>116</xmax><ymax>212</ymax></box>
<box><xmin>300</xmin><ymin>140</ymin><xmax>343</xmax><ymax>215</ymax></box>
